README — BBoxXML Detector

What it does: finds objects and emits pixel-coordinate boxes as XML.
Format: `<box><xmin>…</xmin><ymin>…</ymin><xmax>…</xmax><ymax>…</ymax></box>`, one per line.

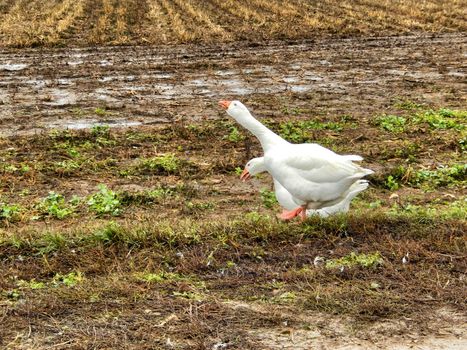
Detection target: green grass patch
<box><xmin>413</xmin><ymin>108</ymin><xmax>466</xmax><ymax>131</ymax></box>
<box><xmin>139</xmin><ymin>153</ymin><xmax>180</xmax><ymax>174</ymax></box>
<box><xmin>38</xmin><ymin>192</ymin><xmax>78</xmax><ymax>219</ymax></box>
<box><xmin>277</xmin><ymin>119</ymin><xmax>347</xmax><ymax>142</ymax></box>
<box><xmin>325</xmin><ymin>252</ymin><xmax>384</xmax><ymax>269</ymax></box>
<box><xmin>375</xmin><ymin>115</ymin><xmax>407</xmax><ymax>133</ymax></box>
<box><xmin>224</xmin><ymin>126</ymin><xmax>245</xmax><ymax>143</ymax></box>
<box><xmin>260</xmin><ymin>189</ymin><xmax>278</xmax><ymax>209</ymax></box>
<box><xmin>0</xmin><ymin>203</ymin><xmax>22</xmax><ymax>221</ymax></box>
<box><xmin>87</xmin><ymin>184</ymin><xmax>121</xmax><ymax>216</ymax></box>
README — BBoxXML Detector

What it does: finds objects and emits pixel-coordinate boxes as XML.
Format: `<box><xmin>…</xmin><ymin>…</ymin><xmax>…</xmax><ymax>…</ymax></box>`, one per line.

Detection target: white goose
<box><xmin>219</xmin><ymin>100</ymin><xmax>373</xmax><ymax>220</ymax></box>
<box><xmin>242</xmin><ymin>157</ymin><xmax>369</xmax><ymax>218</ymax></box>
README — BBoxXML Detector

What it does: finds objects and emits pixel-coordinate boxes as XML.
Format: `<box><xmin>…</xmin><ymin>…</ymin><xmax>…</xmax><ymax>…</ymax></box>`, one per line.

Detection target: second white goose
<box><xmin>242</xmin><ymin>157</ymin><xmax>369</xmax><ymax>219</ymax></box>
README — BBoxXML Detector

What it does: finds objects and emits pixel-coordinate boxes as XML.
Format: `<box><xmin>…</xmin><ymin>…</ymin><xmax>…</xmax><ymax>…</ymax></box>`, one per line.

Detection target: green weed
<box><xmin>140</xmin><ymin>154</ymin><xmax>179</xmax><ymax>174</ymax></box>
<box><xmin>90</xmin><ymin>221</ymin><xmax>122</xmax><ymax>244</ymax></box>
<box><xmin>459</xmin><ymin>136</ymin><xmax>466</xmax><ymax>151</ymax></box>
<box><xmin>413</xmin><ymin>108</ymin><xmax>466</xmax><ymax>131</ymax></box>
<box><xmin>385</xmin><ymin>175</ymin><xmax>400</xmax><ymax>191</ymax></box>
<box><xmin>0</xmin><ymin>203</ymin><xmax>21</xmax><ymax>221</ymax></box>
<box><xmin>52</xmin><ymin>271</ymin><xmax>84</xmax><ymax>287</ymax></box>
<box><xmin>91</xmin><ymin>124</ymin><xmax>110</xmax><ymax>135</ymax></box>
<box><xmin>394</xmin><ymin>99</ymin><xmax>423</xmax><ymax>110</ymax></box>
<box><xmin>411</xmin><ymin>164</ymin><xmax>466</xmax><ymax>189</ymax></box>
<box><xmin>260</xmin><ymin>189</ymin><xmax>278</xmax><ymax>209</ymax></box>
<box><xmin>278</xmin><ymin>119</ymin><xmax>345</xmax><ymax>142</ymax></box>
<box><xmin>94</xmin><ymin>108</ymin><xmax>108</xmax><ymax>117</ymax></box>
<box><xmin>38</xmin><ymin>192</ymin><xmax>75</xmax><ymax>219</ymax></box>
<box><xmin>325</xmin><ymin>252</ymin><xmax>383</xmax><ymax>269</ymax></box>
<box><xmin>17</xmin><ymin>279</ymin><xmax>46</xmax><ymax>290</ymax></box>
<box><xmin>54</xmin><ymin>159</ymin><xmax>81</xmax><ymax>173</ymax></box>
<box><xmin>184</xmin><ymin>201</ymin><xmax>215</xmax><ymax>214</ymax></box>
<box><xmin>1</xmin><ymin>163</ymin><xmax>31</xmax><ymax>174</ymax></box>
<box><xmin>375</xmin><ymin>115</ymin><xmax>407</xmax><ymax>133</ymax></box>
<box><xmin>172</xmin><ymin>291</ymin><xmax>204</xmax><ymax>301</ymax></box>
<box><xmin>390</xmin><ymin>199</ymin><xmax>466</xmax><ymax>220</ymax></box>
<box><xmin>225</xmin><ymin>126</ymin><xmax>245</xmax><ymax>142</ymax></box>
<box><xmin>37</xmin><ymin>232</ymin><xmax>66</xmax><ymax>254</ymax></box>
<box><xmin>135</xmin><ymin>271</ymin><xmax>185</xmax><ymax>283</ymax></box>
<box><xmin>87</xmin><ymin>185</ymin><xmax>121</xmax><ymax>216</ymax></box>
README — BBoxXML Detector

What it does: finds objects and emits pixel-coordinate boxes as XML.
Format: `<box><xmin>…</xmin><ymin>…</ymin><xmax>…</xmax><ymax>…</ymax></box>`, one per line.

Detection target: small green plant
<box><xmin>91</xmin><ymin>124</ymin><xmax>110</xmax><ymax>136</ymax></box>
<box><xmin>0</xmin><ymin>203</ymin><xmax>21</xmax><ymax>221</ymax></box>
<box><xmin>277</xmin><ymin>119</ymin><xmax>345</xmax><ymax>142</ymax></box>
<box><xmin>184</xmin><ymin>201</ymin><xmax>215</xmax><ymax>214</ymax></box>
<box><xmin>279</xmin><ymin>121</ymin><xmax>307</xmax><ymax>142</ymax></box>
<box><xmin>375</xmin><ymin>115</ymin><xmax>407</xmax><ymax>133</ymax></box>
<box><xmin>94</xmin><ymin>107</ymin><xmax>108</xmax><ymax>117</ymax></box>
<box><xmin>172</xmin><ymin>291</ymin><xmax>204</xmax><ymax>301</ymax></box>
<box><xmin>411</xmin><ymin>164</ymin><xmax>466</xmax><ymax>188</ymax></box>
<box><xmin>390</xmin><ymin>200</ymin><xmax>466</xmax><ymax>220</ymax></box>
<box><xmin>281</xmin><ymin>105</ymin><xmax>307</xmax><ymax>116</ymax></box>
<box><xmin>54</xmin><ymin>159</ymin><xmax>81</xmax><ymax>173</ymax></box>
<box><xmin>394</xmin><ymin>99</ymin><xmax>423</xmax><ymax>110</ymax></box>
<box><xmin>52</xmin><ymin>271</ymin><xmax>84</xmax><ymax>287</ymax></box>
<box><xmin>276</xmin><ymin>291</ymin><xmax>296</xmax><ymax>301</ymax></box>
<box><xmin>90</xmin><ymin>221</ymin><xmax>122</xmax><ymax>244</ymax></box>
<box><xmin>385</xmin><ymin>175</ymin><xmax>400</xmax><ymax>191</ymax></box>
<box><xmin>225</xmin><ymin>126</ymin><xmax>245</xmax><ymax>142</ymax></box>
<box><xmin>4</xmin><ymin>289</ymin><xmax>21</xmax><ymax>300</ymax></box>
<box><xmin>326</xmin><ymin>252</ymin><xmax>383</xmax><ymax>269</ymax></box>
<box><xmin>87</xmin><ymin>185</ymin><xmax>121</xmax><ymax>216</ymax></box>
<box><xmin>140</xmin><ymin>154</ymin><xmax>179</xmax><ymax>174</ymax></box>
<box><xmin>38</xmin><ymin>232</ymin><xmax>66</xmax><ymax>254</ymax></box>
<box><xmin>413</xmin><ymin>108</ymin><xmax>466</xmax><ymax>131</ymax></box>
<box><xmin>2</xmin><ymin>163</ymin><xmax>30</xmax><ymax>174</ymax></box>
<box><xmin>260</xmin><ymin>189</ymin><xmax>278</xmax><ymax>208</ymax></box>
<box><xmin>39</xmin><ymin>192</ymin><xmax>74</xmax><ymax>219</ymax></box>
<box><xmin>17</xmin><ymin>279</ymin><xmax>46</xmax><ymax>290</ymax></box>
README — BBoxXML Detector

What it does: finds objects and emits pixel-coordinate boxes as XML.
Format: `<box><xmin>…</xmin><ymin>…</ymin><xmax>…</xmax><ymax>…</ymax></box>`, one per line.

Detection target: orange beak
<box><xmin>219</xmin><ymin>100</ymin><xmax>231</xmax><ymax>110</ymax></box>
<box><xmin>240</xmin><ymin>168</ymin><xmax>251</xmax><ymax>181</ymax></box>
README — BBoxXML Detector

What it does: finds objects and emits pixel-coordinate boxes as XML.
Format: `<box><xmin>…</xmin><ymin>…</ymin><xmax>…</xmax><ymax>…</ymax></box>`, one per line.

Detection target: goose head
<box><xmin>219</xmin><ymin>100</ymin><xmax>250</xmax><ymax>120</ymax></box>
<box><xmin>240</xmin><ymin>157</ymin><xmax>266</xmax><ymax>181</ymax></box>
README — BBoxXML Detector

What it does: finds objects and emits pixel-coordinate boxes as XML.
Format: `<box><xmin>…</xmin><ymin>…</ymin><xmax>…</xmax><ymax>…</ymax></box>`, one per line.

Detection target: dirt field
<box><xmin>1</xmin><ymin>32</ymin><xmax>466</xmax><ymax>349</ymax></box>
<box><xmin>1</xmin><ymin>0</ymin><xmax>466</xmax><ymax>347</ymax></box>
<box><xmin>1</xmin><ymin>34</ymin><xmax>466</xmax><ymax>137</ymax></box>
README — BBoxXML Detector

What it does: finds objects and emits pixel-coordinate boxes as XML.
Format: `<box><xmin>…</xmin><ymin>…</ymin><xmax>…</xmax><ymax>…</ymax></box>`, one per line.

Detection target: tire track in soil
<box><xmin>0</xmin><ymin>34</ymin><xmax>465</xmax><ymax>136</ymax></box>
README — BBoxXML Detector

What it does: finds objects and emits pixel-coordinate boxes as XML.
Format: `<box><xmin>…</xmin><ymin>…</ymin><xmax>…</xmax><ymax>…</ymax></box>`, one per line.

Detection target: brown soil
<box><xmin>0</xmin><ymin>33</ymin><xmax>466</xmax><ymax>349</ymax></box>
<box><xmin>1</xmin><ymin>34</ymin><xmax>466</xmax><ymax>137</ymax></box>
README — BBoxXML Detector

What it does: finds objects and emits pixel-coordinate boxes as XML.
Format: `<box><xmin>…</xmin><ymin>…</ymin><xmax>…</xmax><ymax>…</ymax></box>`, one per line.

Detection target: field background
<box><xmin>1</xmin><ymin>1</ymin><xmax>466</xmax><ymax>349</ymax></box>
<box><xmin>0</xmin><ymin>0</ymin><xmax>466</xmax><ymax>47</ymax></box>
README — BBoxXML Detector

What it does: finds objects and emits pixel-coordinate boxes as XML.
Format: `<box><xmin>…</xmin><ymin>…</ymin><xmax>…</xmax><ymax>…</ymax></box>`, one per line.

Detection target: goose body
<box><xmin>264</xmin><ymin>143</ymin><xmax>372</xmax><ymax>208</ymax></box>
<box><xmin>220</xmin><ymin>100</ymin><xmax>373</xmax><ymax>220</ymax></box>
<box><xmin>244</xmin><ymin>157</ymin><xmax>369</xmax><ymax>218</ymax></box>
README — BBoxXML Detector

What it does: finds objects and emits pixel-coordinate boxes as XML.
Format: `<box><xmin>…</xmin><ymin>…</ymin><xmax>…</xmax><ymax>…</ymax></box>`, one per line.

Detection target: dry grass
<box><xmin>0</xmin><ymin>0</ymin><xmax>466</xmax><ymax>47</ymax></box>
<box><xmin>0</xmin><ymin>96</ymin><xmax>465</xmax><ymax>347</ymax></box>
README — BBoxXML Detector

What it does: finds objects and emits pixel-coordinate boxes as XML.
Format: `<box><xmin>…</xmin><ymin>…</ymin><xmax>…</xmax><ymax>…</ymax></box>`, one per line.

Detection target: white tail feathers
<box><xmin>307</xmin><ymin>180</ymin><xmax>369</xmax><ymax>218</ymax></box>
<box><xmin>342</xmin><ymin>154</ymin><xmax>363</xmax><ymax>161</ymax></box>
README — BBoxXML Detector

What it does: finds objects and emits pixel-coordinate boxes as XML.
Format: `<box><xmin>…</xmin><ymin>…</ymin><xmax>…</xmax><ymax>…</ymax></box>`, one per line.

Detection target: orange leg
<box><xmin>277</xmin><ymin>206</ymin><xmax>304</xmax><ymax>221</ymax></box>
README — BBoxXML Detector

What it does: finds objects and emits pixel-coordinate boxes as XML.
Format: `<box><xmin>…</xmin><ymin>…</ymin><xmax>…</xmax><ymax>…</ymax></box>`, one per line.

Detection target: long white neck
<box><xmin>230</xmin><ymin>110</ymin><xmax>288</xmax><ymax>151</ymax></box>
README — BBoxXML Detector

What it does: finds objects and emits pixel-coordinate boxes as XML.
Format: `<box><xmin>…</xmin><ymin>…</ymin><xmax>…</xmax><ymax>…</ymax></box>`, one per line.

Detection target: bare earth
<box><xmin>1</xmin><ymin>33</ymin><xmax>465</xmax><ymax>136</ymax></box>
<box><xmin>0</xmin><ymin>33</ymin><xmax>466</xmax><ymax>349</ymax></box>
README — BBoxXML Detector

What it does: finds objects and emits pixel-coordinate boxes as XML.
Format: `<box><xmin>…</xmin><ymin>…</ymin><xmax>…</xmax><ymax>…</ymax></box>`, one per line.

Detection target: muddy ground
<box><xmin>1</xmin><ymin>33</ymin><xmax>466</xmax><ymax>136</ymax></box>
<box><xmin>0</xmin><ymin>33</ymin><xmax>466</xmax><ymax>349</ymax></box>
